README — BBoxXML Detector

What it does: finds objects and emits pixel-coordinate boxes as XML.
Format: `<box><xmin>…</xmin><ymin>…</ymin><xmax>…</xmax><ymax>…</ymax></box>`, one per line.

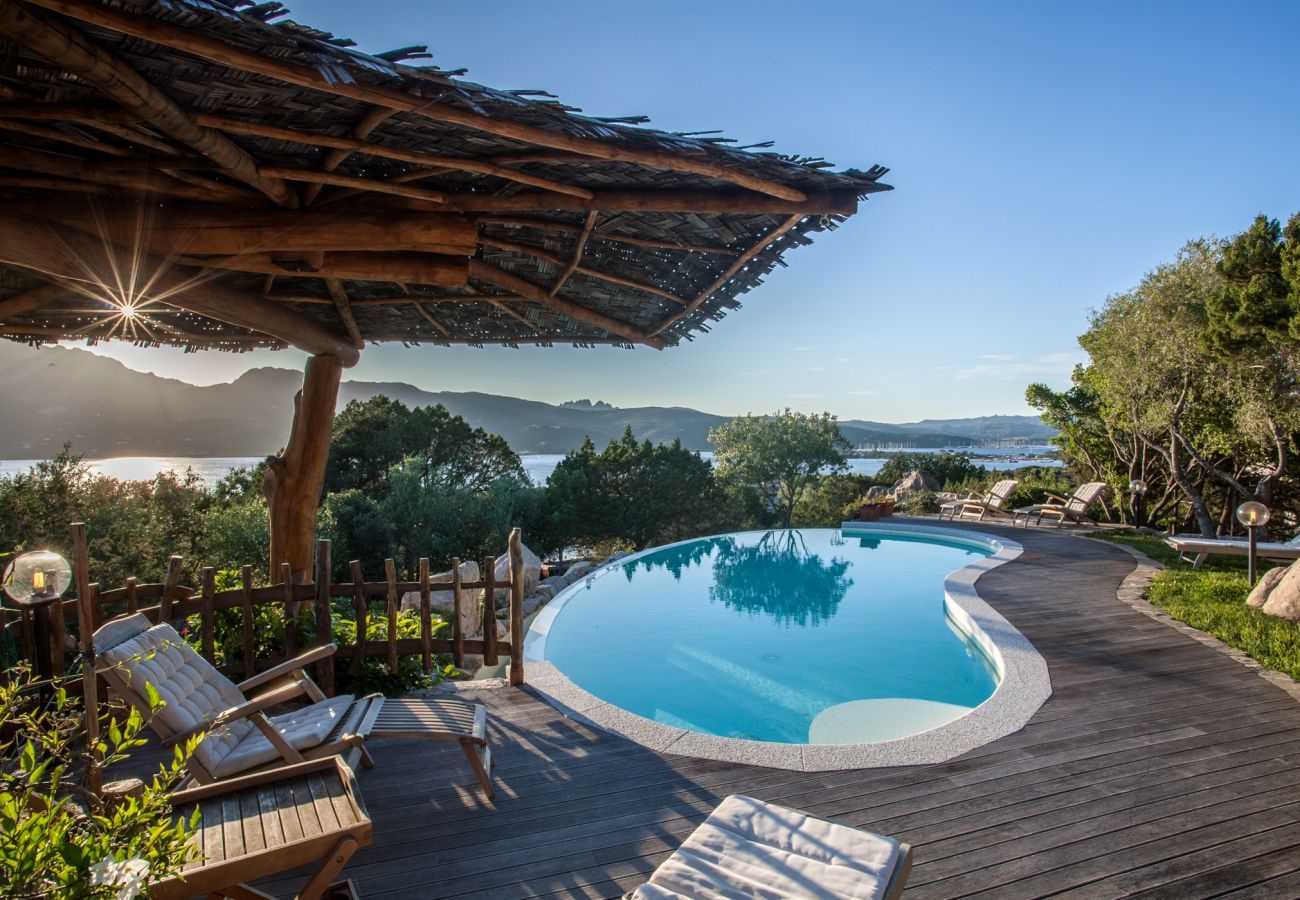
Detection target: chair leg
<box><xmin>358</xmin><ymin>746</ymin><xmax>376</xmax><ymax>769</ymax></box>
<box><xmin>297</xmin><ymin>836</ymin><xmax>359</xmax><ymax>900</ymax></box>
<box><xmin>461</xmin><ymin>740</ymin><xmax>495</xmax><ymax>800</ymax></box>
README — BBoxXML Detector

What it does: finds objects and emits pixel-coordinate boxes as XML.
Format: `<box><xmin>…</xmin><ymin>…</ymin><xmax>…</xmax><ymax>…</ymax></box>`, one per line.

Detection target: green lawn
<box><xmin>1091</xmin><ymin>533</ymin><xmax>1300</xmax><ymax>681</ymax></box>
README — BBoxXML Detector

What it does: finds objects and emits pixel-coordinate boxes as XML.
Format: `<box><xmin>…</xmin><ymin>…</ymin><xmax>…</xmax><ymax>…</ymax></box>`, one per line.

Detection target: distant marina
<box><xmin>0</xmin><ymin>446</ymin><xmax>1062</xmax><ymax>489</ymax></box>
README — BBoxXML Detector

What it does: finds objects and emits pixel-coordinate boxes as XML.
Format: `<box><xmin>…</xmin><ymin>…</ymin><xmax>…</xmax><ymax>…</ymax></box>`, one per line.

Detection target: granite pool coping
<box><xmin>523</xmin><ymin>523</ymin><xmax>1052</xmax><ymax>771</ymax></box>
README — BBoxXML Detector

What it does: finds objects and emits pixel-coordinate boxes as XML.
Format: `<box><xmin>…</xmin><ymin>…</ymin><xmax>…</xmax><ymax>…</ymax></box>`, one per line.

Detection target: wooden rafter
<box><xmin>480</xmin><ymin>216</ymin><xmax>743</xmax><ymax>256</ymax></box>
<box><xmin>0</xmin><ymin>0</ymin><xmax>297</xmax><ymax>207</ymax></box>
<box><xmin>0</xmin><ymin>282</ymin><xmax>71</xmax><ymax>319</ymax></box>
<box><xmin>178</xmin><ymin>251</ymin><xmax>469</xmax><ymax>286</ymax></box>
<box><xmin>324</xmin><ymin>279</ymin><xmax>365</xmax><ymax>349</ymax></box>
<box><xmin>303</xmin><ymin>107</ymin><xmax>393</xmax><ymax>206</ymax></box>
<box><xmin>371</xmin><ymin>189</ymin><xmax>858</xmax><ymax>216</ymax></box>
<box><xmin>23</xmin><ymin>0</ymin><xmax>809</xmax><ymax>202</ymax></box>
<box><xmin>2</xmin><ymin>146</ymin><xmax>260</xmax><ymax>204</ymax></box>
<box><xmin>651</xmin><ymin>214</ymin><xmax>804</xmax><ymax>337</ymax></box>
<box><xmin>193</xmin><ymin>113</ymin><xmax>596</xmax><ymax>201</ymax></box>
<box><xmin>410</xmin><ymin>302</ymin><xmax>450</xmax><ymax>337</ymax></box>
<box><xmin>259</xmin><ymin>166</ymin><xmax>447</xmax><ymax>204</ymax></box>
<box><xmin>468</xmin><ymin>260</ymin><xmax>664</xmax><ymax>349</ymax></box>
<box><xmin>0</xmin><ymin>118</ymin><xmax>131</xmax><ymax>156</ymax></box>
<box><xmin>0</xmin><ymin>174</ymin><xmax>110</xmax><ymax>195</ymax></box>
<box><xmin>479</xmin><ymin>234</ymin><xmax>687</xmax><ymax>307</ymax></box>
<box><xmin>550</xmin><ymin>211</ymin><xmax>596</xmax><ymax>298</ymax></box>
<box><xmin>0</xmin><ymin>213</ymin><xmax>360</xmax><ymax>362</ymax></box>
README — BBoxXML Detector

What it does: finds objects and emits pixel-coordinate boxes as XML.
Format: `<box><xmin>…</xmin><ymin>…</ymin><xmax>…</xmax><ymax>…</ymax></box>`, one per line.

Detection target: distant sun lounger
<box><xmin>938</xmin><ymin>479</ymin><xmax>1018</xmax><ymax>522</ymax></box>
<box><xmin>1164</xmin><ymin>533</ymin><xmax>1300</xmax><ymax>569</ymax></box>
<box><xmin>1012</xmin><ymin>481</ymin><xmax>1108</xmax><ymax>527</ymax></box>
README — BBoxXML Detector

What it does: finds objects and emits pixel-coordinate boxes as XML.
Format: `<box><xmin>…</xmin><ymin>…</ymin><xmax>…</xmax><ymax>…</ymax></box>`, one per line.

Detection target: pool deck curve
<box><xmin>247</xmin><ymin>521</ymin><xmax>1300</xmax><ymax>898</ymax></box>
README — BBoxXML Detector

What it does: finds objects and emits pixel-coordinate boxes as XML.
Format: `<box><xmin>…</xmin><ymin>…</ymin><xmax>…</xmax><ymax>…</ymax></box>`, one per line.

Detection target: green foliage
<box><xmin>874</xmin><ymin>451</ymin><xmax>986</xmax><ymax>490</ymax></box>
<box><xmin>791</xmin><ymin>473</ymin><xmax>876</xmax><ymax>527</ymax></box>
<box><xmin>324</xmin><ymin>489</ymin><xmax>394</xmax><ymax>579</ymax></box>
<box><xmin>331</xmin><ymin>609</ymin><xmax>455</xmax><ymax>696</ymax></box>
<box><xmin>544</xmin><ymin>429</ymin><xmax>727</xmax><ymax>551</ymax></box>
<box><xmin>897</xmin><ymin>490</ymin><xmax>940</xmax><ymax>515</ymax></box>
<box><xmin>710</xmin><ymin>409</ymin><xmax>849</xmax><ymax>528</ymax></box>
<box><xmin>0</xmin><ymin>666</ymin><xmax>198</xmax><ymax>897</ymax></box>
<box><xmin>1208</xmin><ymin>212</ymin><xmax>1300</xmax><ymax>352</ymax></box>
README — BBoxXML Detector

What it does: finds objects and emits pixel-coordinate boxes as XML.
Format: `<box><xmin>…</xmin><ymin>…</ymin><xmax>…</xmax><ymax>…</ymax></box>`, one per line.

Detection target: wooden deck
<box><xmin>238</xmin><ymin>526</ymin><xmax>1300</xmax><ymax>897</ymax></box>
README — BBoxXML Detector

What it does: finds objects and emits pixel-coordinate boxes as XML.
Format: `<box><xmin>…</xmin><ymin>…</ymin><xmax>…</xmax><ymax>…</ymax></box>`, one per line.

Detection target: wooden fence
<box><xmin>4</xmin><ymin>525</ymin><xmax>528</xmax><ymax>692</ymax></box>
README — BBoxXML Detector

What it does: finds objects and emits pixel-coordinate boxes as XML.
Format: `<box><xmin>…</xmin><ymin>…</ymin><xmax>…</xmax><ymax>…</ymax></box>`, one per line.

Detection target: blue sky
<box><xmin>70</xmin><ymin>0</ymin><xmax>1300</xmax><ymax>420</ymax></box>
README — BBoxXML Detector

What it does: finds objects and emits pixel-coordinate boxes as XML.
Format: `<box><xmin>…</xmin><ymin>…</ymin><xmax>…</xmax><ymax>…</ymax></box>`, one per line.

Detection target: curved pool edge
<box><xmin>523</xmin><ymin>522</ymin><xmax>1052</xmax><ymax>772</ymax></box>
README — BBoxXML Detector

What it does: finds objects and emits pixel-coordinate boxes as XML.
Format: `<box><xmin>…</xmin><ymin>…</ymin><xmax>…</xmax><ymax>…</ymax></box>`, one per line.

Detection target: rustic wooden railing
<box><xmin>3</xmin><ymin>525</ymin><xmax>527</xmax><ymax>693</ymax></box>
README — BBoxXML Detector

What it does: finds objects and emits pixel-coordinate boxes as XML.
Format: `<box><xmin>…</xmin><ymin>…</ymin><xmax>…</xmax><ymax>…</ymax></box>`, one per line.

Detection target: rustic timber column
<box><xmin>264</xmin><ymin>354</ymin><xmax>344</xmax><ymax>582</ymax></box>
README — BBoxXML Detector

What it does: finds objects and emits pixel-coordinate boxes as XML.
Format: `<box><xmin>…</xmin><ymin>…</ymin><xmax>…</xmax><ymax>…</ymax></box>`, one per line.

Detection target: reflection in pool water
<box><xmin>542</xmin><ymin>528</ymin><xmax>1000</xmax><ymax>743</ymax></box>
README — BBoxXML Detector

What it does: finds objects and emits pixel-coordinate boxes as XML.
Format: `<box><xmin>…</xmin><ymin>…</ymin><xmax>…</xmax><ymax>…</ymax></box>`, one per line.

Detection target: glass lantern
<box><xmin>1128</xmin><ymin>479</ymin><xmax>1148</xmax><ymax>497</ymax></box>
<box><xmin>2</xmin><ymin>549</ymin><xmax>73</xmax><ymax>604</ymax></box>
<box><xmin>1235</xmin><ymin>501</ymin><xmax>1271</xmax><ymax>529</ymax></box>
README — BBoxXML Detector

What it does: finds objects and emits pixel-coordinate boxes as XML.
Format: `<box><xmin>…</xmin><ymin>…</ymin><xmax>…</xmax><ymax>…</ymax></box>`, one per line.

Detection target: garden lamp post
<box><xmin>1128</xmin><ymin>479</ymin><xmax>1148</xmax><ymax>527</ymax></box>
<box><xmin>3</xmin><ymin>549</ymin><xmax>72</xmax><ymax>697</ymax></box>
<box><xmin>1235</xmin><ymin>501</ymin><xmax>1270</xmax><ymax>586</ymax></box>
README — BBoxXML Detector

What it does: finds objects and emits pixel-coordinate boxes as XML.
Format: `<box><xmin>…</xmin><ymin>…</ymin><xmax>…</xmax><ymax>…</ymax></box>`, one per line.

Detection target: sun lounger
<box><xmin>150</xmin><ymin>756</ymin><xmax>371</xmax><ymax>900</ymax></box>
<box><xmin>627</xmin><ymin>794</ymin><xmax>911</xmax><ymax>900</ymax></box>
<box><xmin>938</xmin><ymin>479</ymin><xmax>1018</xmax><ymax>522</ymax></box>
<box><xmin>1164</xmin><ymin>534</ymin><xmax>1300</xmax><ymax>569</ymax></box>
<box><xmin>94</xmin><ymin>613</ymin><xmax>495</xmax><ymax>797</ymax></box>
<box><xmin>1012</xmin><ymin>481</ymin><xmax>1108</xmax><ymax>527</ymax></box>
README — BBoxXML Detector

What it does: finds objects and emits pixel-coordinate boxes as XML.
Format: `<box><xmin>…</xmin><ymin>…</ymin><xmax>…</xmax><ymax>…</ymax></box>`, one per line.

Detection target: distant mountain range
<box><xmin>0</xmin><ymin>345</ymin><xmax>1055</xmax><ymax>458</ymax></box>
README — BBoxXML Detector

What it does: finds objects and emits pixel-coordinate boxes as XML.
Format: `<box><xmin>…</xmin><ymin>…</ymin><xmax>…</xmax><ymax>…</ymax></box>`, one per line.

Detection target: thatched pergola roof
<box><xmin>0</xmin><ymin>0</ymin><xmax>890</xmax><ymax>358</ymax></box>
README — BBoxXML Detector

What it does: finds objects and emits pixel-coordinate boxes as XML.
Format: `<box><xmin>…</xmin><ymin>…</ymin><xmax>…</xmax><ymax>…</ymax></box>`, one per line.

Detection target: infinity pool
<box><xmin>535</xmin><ymin>528</ymin><xmax>1001</xmax><ymax>744</ymax></box>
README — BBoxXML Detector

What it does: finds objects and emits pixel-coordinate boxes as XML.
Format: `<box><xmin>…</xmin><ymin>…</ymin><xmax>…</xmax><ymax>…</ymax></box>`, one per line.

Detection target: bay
<box><xmin>0</xmin><ymin>446</ymin><xmax>1059</xmax><ymax>489</ymax></box>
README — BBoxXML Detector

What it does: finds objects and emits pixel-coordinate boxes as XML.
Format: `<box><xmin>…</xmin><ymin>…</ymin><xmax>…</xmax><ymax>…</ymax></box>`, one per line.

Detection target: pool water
<box><xmin>540</xmin><ymin>528</ymin><xmax>1000</xmax><ymax>744</ymax></box>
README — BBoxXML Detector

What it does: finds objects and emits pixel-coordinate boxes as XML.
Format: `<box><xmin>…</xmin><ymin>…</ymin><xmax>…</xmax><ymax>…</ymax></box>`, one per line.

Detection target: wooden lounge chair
<box><xmin>1012</xmin><ymin>481</ymin><xmax>1108</xmax><ymax>528</ymax></box>
<box><xmin>1164</xmin><ymin>533</ymin><xmax>1300</xmax><ymax>569</ymax></box>
<box><xmin>627</xmin><ymin>794</ymin><xmax>911</xmax><ymax>900</ymax></box>
<box><xmin>938</xmin><ymin>479</ymin><xmax>1018</xmax><ymax>522</ymax></box>
<box><xmin>93</xmin><ymin>613</ymin><xmax>496</xmax><ymax>798</ymax></box>
<box><xmin>151</xmin><ymin>755</ymin><xmax>372</xmax><ymax>900</ymax></box>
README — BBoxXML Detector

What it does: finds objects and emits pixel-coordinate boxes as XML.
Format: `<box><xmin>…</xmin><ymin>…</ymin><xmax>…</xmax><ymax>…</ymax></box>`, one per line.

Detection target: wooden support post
<box><xmin>160</xmin><ymin>556</ymin><xmax>183</xmax><ymax>624</ymax></box>
<box><xmin>384</xmin><ymin>559</ymin><xmax>399</xmax><ymax>671</ymax></box>
<box><xmin>47</xmin><ymin>575</ymin><xmax>67</xmax><ymax>677</ymax></box>
<box><xmin>418</xmin><ymin>558</ymin><xmax>432</xmax><ymax>673</ymax></box>
<box><xmin>451</xmin><ymin>557</ymin><xmax>464</xmax><ymax>668</ymax></box>
<box><xmin>264</xmin><ymin>354</ymin><xmax>344</xmax><ymax>583</ymax></box>
<box><xmin>71</xmin><ymin>522</ymin><xmax>101</xmax><ymax>796</ymax></box>
<box><xmin>508</xmin><ymin>528</ymin><xmax>525</xmax><ymax>686</ymax></box>
<box><xmin>482</xmin><ymin>557</ymin><xmax>498</xmax><ymax>667</ymax></box>
<box><xmin>240</xmin><ymin>565</ymin><xmax>256</xmax><ymax>680</ymax></box>
<box><xmin>280</xmin><ymin>561</ymin><xmax>298</xmax><ymax>658</ymax></box>
<box><xmin>314</xmin><ymin>540</ymin><xmax>335</xmax><ymax>696</ymax></box>
<box><xmin>348</xmin><ymin>560</ymin><xmax>366</xmax><ymax>677</ymax></box>
<box><xmin>125</xmin><ymin>577</ymin><xmax>138</xmax><ymax>615</ymax></box>
<box><xmin>199</xmin><ymin>568</ymin><xmax>216</xmax><ymax>663</ymax></box>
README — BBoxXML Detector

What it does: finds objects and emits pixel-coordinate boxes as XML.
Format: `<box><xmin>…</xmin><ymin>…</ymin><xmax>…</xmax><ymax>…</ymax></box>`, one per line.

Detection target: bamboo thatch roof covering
<box><xmin>0</xmin><ymin>0</ymin><xmax>891</xmax><ymax>360</ymax></box>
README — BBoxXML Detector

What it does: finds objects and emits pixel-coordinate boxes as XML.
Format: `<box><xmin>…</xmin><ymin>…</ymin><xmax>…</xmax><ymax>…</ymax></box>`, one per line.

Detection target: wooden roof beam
<box><xmin>371</xmin><ymin>189</ymin><xmax>858</xmax><ymax>216</ymax></box>
<box><xmin>0</xmin><ymin>213</ymin><xmax>359</xmax><ymax>363</ymax></box>
<box><xmin>0</xmin><ymin>282</ymin><xmax>71</xmax><ymax>320</ymax></box>
<box><xmin>303</xmin><ymin>107</ymin><xmax>393</xmax><ymax>206</ymax></box>
<box><xmin>651</xmin><ymin>214</ymin><xmax>804</xmax><ymax>337</ymax></box>
<box><xmin>324</xmin><ymin>279</ymin><xmax>365</xmax><ymax>349</ymax></box>
<box><xmin>468</xmin><ymin>260</ymin><xmax>664</xmax><ymax>349</ymax></box>
<box><xmin>194</xmin><ymin>113</ymin><xmax>596</xmax><ymax>201</ymax></box>
<box><xmin>0</xmin><ymin>0</ymin><xmax>297</xmax><ymax>207</ymax></box>
<box><xmin>481</xmin><ymin>217</ymin><xmax>742</xmax><ymax>256</ymax></box>
<box><xmin>1</xmin><ymin>145</ymin><xmax>261</xmax><ymax>204</ymax></box>
<box><xmin>410</xmin><ymin>301</ymin><xmax>450</xmax><ymax>337</ymax></box>
<box><xmin>25</xmin><ymin>0</ymin><xmax>808</xmax><ymax>202</ymax></box>
<box><xmin>550</xmin><ymin>211</ymin><xmax>596</xmax><ymax>298</ymax></box>
<box><xmin>180</xmin><ymin>251</ymin><xmax>468</xmax><ymax>286</ymax></box>
<box><xmin>479</xmin><ymin>235</ymin><xmax>688</xmax><ymax>307</ymax></box>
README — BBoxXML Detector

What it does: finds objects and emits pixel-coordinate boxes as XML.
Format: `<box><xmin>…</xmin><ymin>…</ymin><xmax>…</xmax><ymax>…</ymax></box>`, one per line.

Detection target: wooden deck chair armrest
<box><xmin>169</xmin><ymin>756</ymin><xmax>344</xmax><ymax>805</ymax></box>
<box><xmin>160</xmin><ymin>680</ymin><xmax>306</xmax><ymax>747</ymax></box>
<box><xmin>1042</xmin><ymin>492</ymin><xmax>1069</xmax><ymax>505</ymax></box>
<box><xmin>237</xmin><ymin>643</ymin><xmax>338</xmax><ymax>694</ymax></box>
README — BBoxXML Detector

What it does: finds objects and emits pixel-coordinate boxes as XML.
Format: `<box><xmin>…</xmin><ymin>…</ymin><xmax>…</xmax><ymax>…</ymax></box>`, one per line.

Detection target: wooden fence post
<box><xmin>160</xmin><ymin>555</ymin><xmax>183</xmax><ymax>624</ymax></box>
<box><xmin>199</xmin><ymin>567</ymin><xmax>216</xmax><ymax>662</ymax></box>
<box><xmin>349</xmin><ymin>560</ymin><xmax>365</xmax><ymax>677</ymax></box>
<box><xmin>418</xmin><ymin>557</ymin><xmax>432</xmax><ymax>673</ymax></box>
<box><xmin>314</xmin><ymin>539</ymin><xmax>334</xmax><ymax>696</ymax></box>
<box><xmin>482</xmin><ymin>556</ymin><xmax>498</xmax><ymax>666</ymax></box>
<box><xmin>281</xmin><ymin>562</ymin><xmax>298</xmax><ymax>657</ymax></box>
<box><xmin>508</xmin><ymin>528</ymin><xmax>525</xmax><ymax>686</ymax></box>
<box><xmin>71</xmin><ymin>522</ymin><xmax>101</xmax><ymax>795</ymax></box>
<box><xmin>239</xmin><ymin>565</ymin><xmax>256</xmax><ymax>679</ymax></box>
<box><xmin>451</xmin><ymin>557</ymin><xmax>464</xmax><ymax>668</ymax></box>
<box><xmin>383</xmin><ymin>558</ymin><xmax>399</xmax><ymax>671</ymax></box>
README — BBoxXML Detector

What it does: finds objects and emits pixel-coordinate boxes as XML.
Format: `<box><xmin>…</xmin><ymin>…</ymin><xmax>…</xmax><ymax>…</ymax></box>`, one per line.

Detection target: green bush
<box><xmin>792</xmin><ymin>473</ymin><xmax>876</xmax><ymax>527</ymax></box>
<box><xmin>331</xmin><ymin>608</ymin><xmax>457</xmax><ymax>696</ymax></box>
<box><xmin>899</xmin><ymin>490</ymin><xmax>940</xmax><ymax>515</ymax></box>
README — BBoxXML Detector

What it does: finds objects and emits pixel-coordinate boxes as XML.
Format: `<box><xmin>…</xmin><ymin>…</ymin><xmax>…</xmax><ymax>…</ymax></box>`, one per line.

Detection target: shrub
<box><xmin>898</xmin><ymin>490</ymin><xmax>940</xmax><ymax>515</ymax></box>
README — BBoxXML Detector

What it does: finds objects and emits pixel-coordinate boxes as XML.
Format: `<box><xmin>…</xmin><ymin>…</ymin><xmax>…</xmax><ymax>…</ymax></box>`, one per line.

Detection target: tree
<box><xmin>709</xmin><ymin>409</ymin><xmax>849</xmax><ymax>528</ymax></box>
<box><xmin>323</xmin><ymin>396</ymin><xmax>415</xmax><ymax>496</ymax></box>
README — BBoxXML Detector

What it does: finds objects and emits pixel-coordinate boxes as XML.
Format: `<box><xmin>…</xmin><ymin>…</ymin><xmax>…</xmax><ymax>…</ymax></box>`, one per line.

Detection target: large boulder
<box><xmin>494</xmin><ymin>541</ymin><xmax>542</xmax><ymax>605</ymax></box>
<box><xmin>893</xmin><ymin>470</ymin><xmax>940</xmax><ymax>494</ymax></box>
<box><xmin>400</xmin><ymin>559</ymin><xmax>482</xmax><ymax>638</ymax></box>
<box><xmin>563</xmin><ymin>560</ymin><xmax>594</xmax><ymax>583</ymax></box>
<box><xmin>1247</xmin><ymin>560</ymin><xmax>1300</xmax><ymax>622</ymax></box>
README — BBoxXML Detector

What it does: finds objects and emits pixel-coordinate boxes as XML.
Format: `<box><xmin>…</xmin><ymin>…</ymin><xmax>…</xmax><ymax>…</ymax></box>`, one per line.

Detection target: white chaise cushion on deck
<box><xmin>631</xmin><ymin>794</ymin><xmax>906</xmax><ymax>900</ymax></box>
<box><xmin>96</xmin><ymin>614</ymin><xmax>353</xmax><ymax>778</ymax></box>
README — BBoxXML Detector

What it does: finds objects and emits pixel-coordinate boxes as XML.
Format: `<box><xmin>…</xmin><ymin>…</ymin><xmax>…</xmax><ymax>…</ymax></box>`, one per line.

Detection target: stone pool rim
<box><xmin>523</xmin><ymin>522</ymin><xmax>1051</xmax><ymax>771</ymax></box>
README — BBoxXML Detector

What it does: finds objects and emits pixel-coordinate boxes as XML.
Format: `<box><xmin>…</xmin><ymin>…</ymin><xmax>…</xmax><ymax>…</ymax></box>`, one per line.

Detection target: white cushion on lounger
<box><xmin>631</xmin><ymin>794</ymin><xmax>905</xmax><ymax>900</ymax></box>
<box><xmin>96</xmin><ymin>613</ymin><xmax>352</xmax><ymax>777</ymax></box>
